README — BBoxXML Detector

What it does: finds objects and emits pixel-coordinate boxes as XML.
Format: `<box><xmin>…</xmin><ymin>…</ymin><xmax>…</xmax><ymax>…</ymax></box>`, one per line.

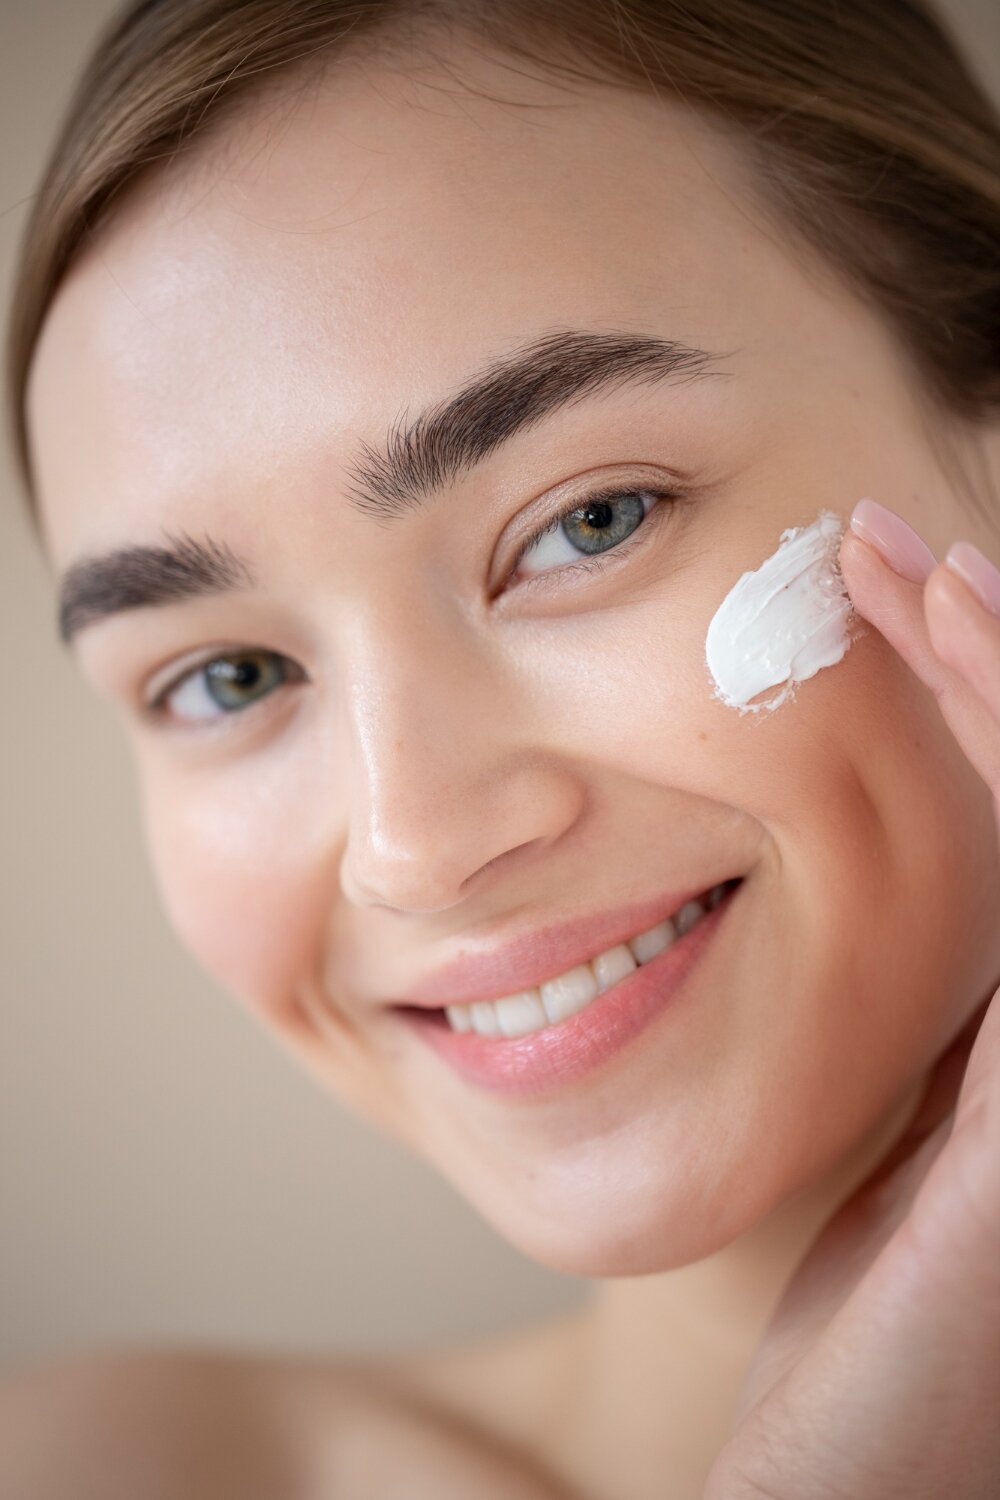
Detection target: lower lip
<box><xmin>396</xmin><ymin>881</ymin><xmax>741</xmax><ymax>1098</ymax></box>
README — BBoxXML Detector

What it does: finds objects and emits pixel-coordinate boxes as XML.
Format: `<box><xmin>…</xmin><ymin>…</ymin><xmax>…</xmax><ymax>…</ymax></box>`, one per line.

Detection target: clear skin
<box><xmin>22</xmin><ymin>39</ymin><xmax>1000</xmax><ymax>1499</ymax></box>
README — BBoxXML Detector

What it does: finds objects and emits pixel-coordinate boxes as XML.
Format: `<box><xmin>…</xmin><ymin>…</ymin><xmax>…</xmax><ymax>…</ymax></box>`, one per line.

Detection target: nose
<box><xmin>337</xmin><ymin>618</ymin><xmax>582</xmax><ymax>915</ymax></box>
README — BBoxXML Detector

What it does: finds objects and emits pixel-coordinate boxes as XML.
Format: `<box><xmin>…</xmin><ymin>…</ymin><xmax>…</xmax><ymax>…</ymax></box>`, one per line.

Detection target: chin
<box><xmin>442</xmin><ymin>1143</ymin><xmax>791</xmax><ymax>1278</ymax></box>
<box><xmin>498</xmin><ymin>1194</ymin><xmax>765</xmax><ymax>1278</ymax></box>
<box><xmin>470</xmin><ymin>1074</ymin><xmax>931</xmax><ymax>1277</ymax></box>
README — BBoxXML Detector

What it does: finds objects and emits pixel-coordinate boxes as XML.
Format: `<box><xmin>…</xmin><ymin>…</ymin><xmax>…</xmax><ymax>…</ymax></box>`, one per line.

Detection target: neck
<box><xmin>555</xmin><ymin>1071</ymin><xmax>927</xmax><ymax>1500</ymax></box>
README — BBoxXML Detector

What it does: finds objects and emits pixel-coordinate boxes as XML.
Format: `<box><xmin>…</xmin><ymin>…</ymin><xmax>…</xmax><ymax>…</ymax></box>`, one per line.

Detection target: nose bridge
<box><xmin>337</xmin><ymin>602</ymin><xmax>575</xmax><ymax>913</ymax></box>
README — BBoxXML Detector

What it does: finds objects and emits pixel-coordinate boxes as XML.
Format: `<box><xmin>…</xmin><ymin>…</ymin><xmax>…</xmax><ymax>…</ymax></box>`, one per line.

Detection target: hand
<box><xmin>704</xmin><ymin>499</ymin><xmax>1000</xmax><ymax>1500</ymax></box>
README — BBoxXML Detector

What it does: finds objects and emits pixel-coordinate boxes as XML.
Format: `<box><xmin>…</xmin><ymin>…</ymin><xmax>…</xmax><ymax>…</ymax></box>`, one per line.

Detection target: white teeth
<box><xmin>591</xmin><ymin>943</ymin><xmax>637</xmax><ymax>995</ymax></box>
<box><xmin>445</xmin><ymin>886</ymin><xmax>729</xmax><ymax>1038</ymax></box>
<box><xmin>469</xmin><ymin>1000</ymin><xmax>501</xmax><ymax>1037</ymax></box>
<box><xmin>540</xmin><ymin>963</ymin><xmax>599</xmax><ymax>1025</ymax></box>
<box><xmin>495</xmin><ymin>990</ymin><xmax>548</xmax><ymax>1038</ymax></box>
<box><xmin>674</xmin><ymin>899</ymin><xmax>705</xmax><ymax>937</ymax></box>
<box><xmin>627</xmin><ymin>918</ymin><xmax>676</xmax><ymax>966</ymax></box>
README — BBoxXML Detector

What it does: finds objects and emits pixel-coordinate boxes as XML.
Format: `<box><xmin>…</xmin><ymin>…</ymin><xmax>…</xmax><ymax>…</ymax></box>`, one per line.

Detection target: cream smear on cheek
<box><xmin>705</xmin><ymin>509</ymin><xmax>862</xmax><ymax>714</ymax></box>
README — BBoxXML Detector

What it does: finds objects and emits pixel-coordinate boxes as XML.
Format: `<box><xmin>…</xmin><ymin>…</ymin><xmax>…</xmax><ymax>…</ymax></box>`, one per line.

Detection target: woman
<box><xmin>2</xmin><ymin>0</ymin><xmax>999</xmax><ymax>1495</ymax></box>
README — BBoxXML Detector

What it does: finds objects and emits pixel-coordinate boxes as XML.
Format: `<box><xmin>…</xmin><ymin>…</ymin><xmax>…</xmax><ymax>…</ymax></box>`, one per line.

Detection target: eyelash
<box><xmin>145</xmin><ymin>483</ymin><xmax>679</xmax><ymax>728</ymax></box>
<box><xmin>506</xmin><ymin>483</ymin><xmax>677</xmax><ymax>584</ymax></box>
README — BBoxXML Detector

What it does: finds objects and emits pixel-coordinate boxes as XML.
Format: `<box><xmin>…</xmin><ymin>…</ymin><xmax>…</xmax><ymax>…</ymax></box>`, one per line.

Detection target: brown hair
<box><xmin>6</xmin><ymin>0</ymin><xmax>1000</xmax><ymax>516</ymax></box>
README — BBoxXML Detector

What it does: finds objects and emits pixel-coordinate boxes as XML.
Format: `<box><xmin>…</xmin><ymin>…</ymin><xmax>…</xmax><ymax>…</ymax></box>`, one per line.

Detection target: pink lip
<box><xmin>394</xmin><ymin>879</ymin><xmax>738</xmax><ymax>1007</ymax></box>
<box><xmin>398</xmin><ymin>879</ymin><xmax>742</xmax><ymax>1097</ymax></box>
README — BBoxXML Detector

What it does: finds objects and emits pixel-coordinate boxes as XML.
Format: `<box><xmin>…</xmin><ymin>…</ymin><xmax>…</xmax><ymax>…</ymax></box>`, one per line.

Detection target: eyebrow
<box><xmin>57</xmin><ymin>327</ymin><xmax>732</xmax><ymax>645</ymax></box>
<box><xmin>58</xmin><ymin>531</ymin><xmax>253</xmax><ymax>647</ymax></box>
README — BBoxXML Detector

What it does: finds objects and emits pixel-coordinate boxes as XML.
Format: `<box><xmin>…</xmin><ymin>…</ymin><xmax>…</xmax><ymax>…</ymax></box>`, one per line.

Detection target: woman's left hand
<box><xmin>704</xmin><ymin>498</ymin><xmax>1000</xmax><ymax>1500</ymax></box>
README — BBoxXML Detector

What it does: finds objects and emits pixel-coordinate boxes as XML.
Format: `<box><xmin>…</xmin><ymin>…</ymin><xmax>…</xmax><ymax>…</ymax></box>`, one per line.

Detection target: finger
<box><xmin>952</xmin><ymin>982</ymin><xmax>1000</xmax><ymax>1124</ymax></box>
<box><xmin>924</xmin><ymin>552</ymin><xmax>1000</xmax><ymax>726</ymax></box>
<box><xmin>866</xmin><ymin>992</ymin><xmax>993</xmax><ymax>1189</ymax></box>
<box><xmin>907</xmin><ymin>987</ymin><xmax>1000</xmax><ymax>1283</ymax></box>
<box><xmin>839</xmin><ymin>517</ymin><xmax>1000</xmax><ymax>792</ymax></box>
<box><xmin>839</xmin><ymin>526</ymin><xmax>949</xmax><ymax>688</ymax></box>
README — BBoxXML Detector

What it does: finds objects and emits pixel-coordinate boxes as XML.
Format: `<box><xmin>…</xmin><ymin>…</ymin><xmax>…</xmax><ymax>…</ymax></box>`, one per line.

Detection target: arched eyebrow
<box><xmin>57</xmin><ymin>326</ymin><xmax>731</xmax><ymax>645</ymax></box>
<box><xmin>57</xmin><ymin>531</ymin><xmax>253</xmax><ymax>647</ymax></box>
<box><xmin>344</xmin><ymin>327</ymin><xmax>730</xmax><ymax>520</ymax></box>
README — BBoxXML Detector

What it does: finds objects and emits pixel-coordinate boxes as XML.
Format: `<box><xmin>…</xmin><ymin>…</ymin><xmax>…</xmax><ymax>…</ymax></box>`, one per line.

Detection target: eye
<box><xmin>507</xmin><ymin>485</ymin><xmax>679</xmax><ymax>587</ymax></box>
<box><xmin>146</xmin><ymin>649</ymin><xmax>305</xmax><ymax>726</ymax></box>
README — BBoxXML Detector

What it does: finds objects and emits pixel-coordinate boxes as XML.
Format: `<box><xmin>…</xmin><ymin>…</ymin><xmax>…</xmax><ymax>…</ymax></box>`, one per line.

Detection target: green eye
<box><xmin>202</xmin><ymin>653</ymin><xmax>283</xmax><ymax>708</ymax></box>
<box><xmin>151</xmin><ymin>650</ymin><xmax>301</xmax><ymax>725</ymax></box>
<box><xmin>565</xmin><ymin>492</ymin><xmax>646</xmax><ymax>552</ymax></box>
<box><xmin>509</xmin><ymin>486</ymin><xmax>676</xmax><ymax>581</ymax></box>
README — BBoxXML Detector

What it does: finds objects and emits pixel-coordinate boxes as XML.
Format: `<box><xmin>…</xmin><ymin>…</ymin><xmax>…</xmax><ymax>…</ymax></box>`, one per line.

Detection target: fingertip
<box><xmin>838</xmin><ymin>524</ymin><xmax>892</xmax><ymax>599</ymax></box>
<box><xmin>943</xmin><ymin>541</ymin><xmax>1000</xmax><ymax>621</ymax></box>
<box><xmin>847</xmin><ymin>498</ymin><xmax>937</xmax><ymax>584</ymax></box>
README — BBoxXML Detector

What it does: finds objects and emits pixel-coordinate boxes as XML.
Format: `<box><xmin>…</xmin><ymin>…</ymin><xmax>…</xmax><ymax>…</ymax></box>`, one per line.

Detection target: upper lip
<box><xmin>391</xmin><ymin>880</ymin><xmax>732</xmax><ymax>1008</ymax></box>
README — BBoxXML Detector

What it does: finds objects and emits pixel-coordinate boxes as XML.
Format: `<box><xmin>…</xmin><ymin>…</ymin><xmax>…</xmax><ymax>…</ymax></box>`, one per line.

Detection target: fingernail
<box><xmin>944</xmin><ymin>540</ymin><xmax>1000</xmax><ymax>619</ymax></box>
<box><xmin>849</xmin><ymin>498</ymin><xmax>937</xmax><ymax>584</ymax></box>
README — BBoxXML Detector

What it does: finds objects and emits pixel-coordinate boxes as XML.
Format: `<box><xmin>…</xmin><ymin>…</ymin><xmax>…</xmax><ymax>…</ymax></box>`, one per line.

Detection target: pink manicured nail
<box><xmin>944</xmin><ymin>540</ymin><xmax>1000</xmax><ymax>619</ymax></box>
<box><xmin>849</xmin><ymin>498</ymin><xmax>937</xmax><ymax>584</ymax></box>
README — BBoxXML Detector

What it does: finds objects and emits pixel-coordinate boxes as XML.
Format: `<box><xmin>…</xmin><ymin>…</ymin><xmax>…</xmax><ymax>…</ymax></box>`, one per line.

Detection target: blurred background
<box><xmin>2</xmin><ymin>0</ymin><xmax>998</xmax><ymax>1376</ymax></box>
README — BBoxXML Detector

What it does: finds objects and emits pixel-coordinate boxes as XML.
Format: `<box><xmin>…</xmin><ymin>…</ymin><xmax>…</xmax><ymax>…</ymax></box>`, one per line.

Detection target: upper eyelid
<box><xmin>507</xmin><ymin>482</ymin><xmax>673</xmax><ymax>574</ymax></box>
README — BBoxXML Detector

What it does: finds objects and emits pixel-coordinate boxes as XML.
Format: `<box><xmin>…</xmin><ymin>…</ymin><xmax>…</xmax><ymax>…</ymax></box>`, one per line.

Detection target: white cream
<box><xmin>705</xmin><ymin>509</ymin><xmax>861</xmax><ymax>714</ymax></box>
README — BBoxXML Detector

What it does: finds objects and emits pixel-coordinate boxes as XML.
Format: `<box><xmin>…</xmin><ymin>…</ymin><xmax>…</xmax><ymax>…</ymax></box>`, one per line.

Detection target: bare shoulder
<box><xmin>0</xmin><ymin>1347</ymin><xmax>309</xmax><ymax>1499</ymax></box>
<box><xmin>0</xmin><ymin>1343</ymin><xmax>575</xmax><ymax>1500</ymax></box>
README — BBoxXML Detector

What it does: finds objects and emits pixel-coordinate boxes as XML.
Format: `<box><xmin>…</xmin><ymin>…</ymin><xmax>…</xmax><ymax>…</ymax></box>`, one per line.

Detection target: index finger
<box><xmin>839</xmin><ymin>511</ymin><xmax>1000</xmax><ymax>795</ymax></box>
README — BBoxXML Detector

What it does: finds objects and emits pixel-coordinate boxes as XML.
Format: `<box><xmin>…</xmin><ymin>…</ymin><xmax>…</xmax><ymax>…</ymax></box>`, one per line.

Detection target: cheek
<box><xmin>136</xmin><ymin>747</ymin><xmax>339</xmax><ymax>1022</ymax></box>
<box><xmin>426</xmin><ymin>593</ymin><xmax>1000</xmax><ymax>1271</ymax></box>
<box><xmin>697</xmin><ymin>598</ymin><xmax>999</xmax><ymax>993</ymax></box>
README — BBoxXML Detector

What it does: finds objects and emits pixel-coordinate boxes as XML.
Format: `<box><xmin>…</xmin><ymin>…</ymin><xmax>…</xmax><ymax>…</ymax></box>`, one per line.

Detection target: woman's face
<box><xmin>27</xmin><ymin>41</ymin><xmax>1000</xmax><ymax>1274</ymax></box>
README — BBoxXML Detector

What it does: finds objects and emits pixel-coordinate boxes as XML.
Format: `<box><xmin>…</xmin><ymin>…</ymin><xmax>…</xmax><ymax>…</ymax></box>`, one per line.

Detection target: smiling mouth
<box><xmin>395</xmin><ymin>876</ymin><xmax>743</xmax><ymax>1041</ymax></box>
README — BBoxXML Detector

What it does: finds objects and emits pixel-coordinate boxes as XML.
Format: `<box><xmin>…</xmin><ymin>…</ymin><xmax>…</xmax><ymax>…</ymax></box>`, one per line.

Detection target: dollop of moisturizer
<box><xmin>705</xmin><ymin>509</ymin><xmax>859</xmax><ymax>714</ymax></box>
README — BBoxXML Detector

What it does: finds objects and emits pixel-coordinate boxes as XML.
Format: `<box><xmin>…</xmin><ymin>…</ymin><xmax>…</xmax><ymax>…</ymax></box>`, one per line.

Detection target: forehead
<box><xmin>27</xmin><ymin>42</ymin><xmax>807</xmax><ymax>571</ymax></box>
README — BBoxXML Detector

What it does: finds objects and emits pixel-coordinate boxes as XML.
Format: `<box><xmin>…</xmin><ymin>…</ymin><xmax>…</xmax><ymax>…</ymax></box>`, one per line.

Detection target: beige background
<box><xmin>2</xmin><ymin>0</ymin><xmax>998</xmax><ymax>1376</ymax></box>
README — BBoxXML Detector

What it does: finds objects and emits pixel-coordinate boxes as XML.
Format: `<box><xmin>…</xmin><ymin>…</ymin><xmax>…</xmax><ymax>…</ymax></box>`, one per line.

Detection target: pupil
<box><xmin>584</xmin><ymin>501</ymin><xmax>614</xmax><ymax>530</ymax></box>
<box><xmin>207</xmin><ymin>656</ymin><xmax>264</xmax><ymax>700</ymax></box>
